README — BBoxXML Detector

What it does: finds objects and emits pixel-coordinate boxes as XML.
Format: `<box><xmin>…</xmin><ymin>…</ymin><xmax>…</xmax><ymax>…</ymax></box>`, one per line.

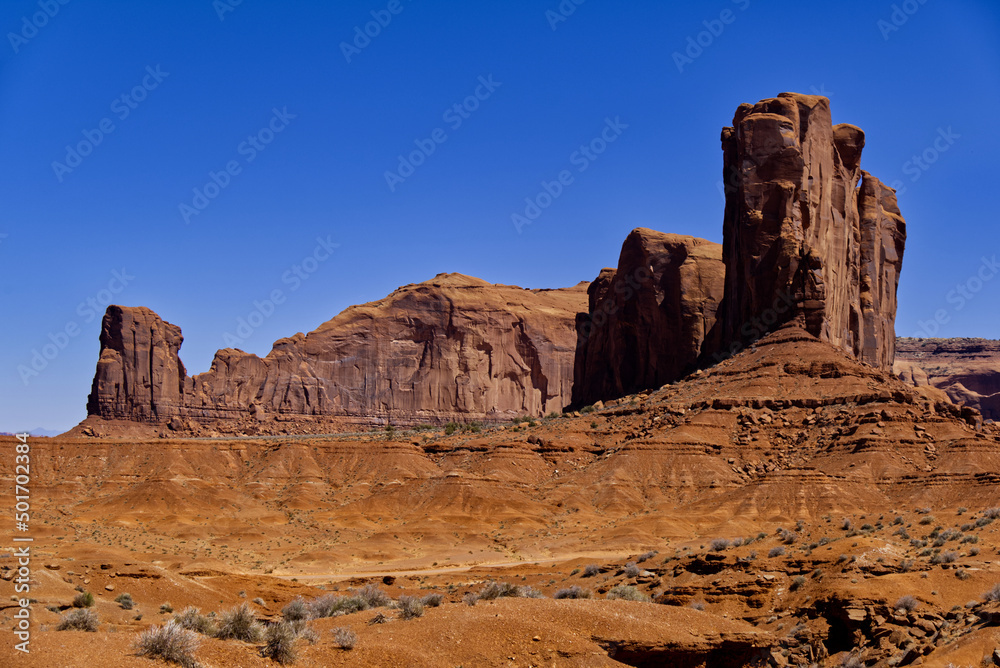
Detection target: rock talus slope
<box><xmin>85</xmin><ymin>274</ymin><xmax>588</xmax><ymax>432</ymax></box>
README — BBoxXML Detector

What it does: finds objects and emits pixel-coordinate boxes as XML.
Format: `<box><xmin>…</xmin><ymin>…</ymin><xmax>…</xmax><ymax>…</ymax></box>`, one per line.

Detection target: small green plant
<box><xmin>579</xmin><ymin>405</ymin><xmax>595</xmax><ymax>414</ymax></box>
<box><xmin>72</xmin><ymin>591</ymin><xmax>95</xmax><ymax>608</ymax></box>
<box><xmin>115</xmin><ymin>592</ymin><xmax>134</xmax><ymax>610</ymax></box>
<box><xmin>160</xmin><ymin>602</ymin><xmax>174</xmax><ymax>614</ymax></box>
<box><xmin>444</xmin><ymin>422</ymin><xmax>458</xmax><ymax>435</ymax></box>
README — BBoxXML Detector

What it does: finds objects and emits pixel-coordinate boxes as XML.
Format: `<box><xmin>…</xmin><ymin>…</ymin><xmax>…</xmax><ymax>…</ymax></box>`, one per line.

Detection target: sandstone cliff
<box><xmin>712</xmin><ymin>93</ymin><xmax>906</xmax><ymax>369</ymax></box>
<box><xmin>572</xmin><ymin>229</ymin><xmax>724</xmax><ymax>406</ymax></box>
<box><xmin>86</xmin><ymin>274</ymin><xmax>588</xmax><ymax>432</ymax></box>
<box><xmin>895</xmin><ymin>338</ymin><xmax>1000</xmax><ymax>421</ymax></box>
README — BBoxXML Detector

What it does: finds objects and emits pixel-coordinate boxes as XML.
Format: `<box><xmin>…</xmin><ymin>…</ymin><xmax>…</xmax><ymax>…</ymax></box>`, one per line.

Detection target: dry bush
<box><xmin>420</xmin><ymin>593</ymin><xmax>444</xmax><ymax>608</ymax></box>
<box><xmin>332</xmin><ymin>626</ymin><xmax>357</xmax><ymax>650</ymax></box>
<box><xmin>173</xmin><ymin>607</ymin><xmax>216</xmax><ymax>635</ymax></box>
<box><xmin>72</xmin><ymin>591</ymin><xmax>95</xmax><ymax>608</ymax></box>
<box><xmin>895</xmin><ymin>595</ymin><xmax>919</xmax><ymax>612</ymax></box>
<box><xmin>281</xmin><ymin>597</ymin><xmax>310</xmax><ymax>622</ymax></box>
<box><xmin>396</xmin><ymin>595</ymin><xmax>424</xmax><ymax>620</ymax></box>
<box><xmin>357</xmin><ymin>584</ymin><xmax>391</xmax><ymax>608</ymax></box>
<box><xmin>262</xmin><ymin>621</ymin><xmax>298</xmax><ymax>664</ymax></box>
<box><xmin>554</xmin><ymin>585</ymin><xmax>591</xmax><ymax>599</ymax></box>
<box><xmin>768</xmin><ymin>546</ymin><xmax>786</xmax><ymax>558</ymax></box>
<box><xmin>478</xmin><ymin>581</ymin><xmax>520</xmax><ymax>600</ymax></box>
<box><xmin>57</xmin><ymin>608</ymin><xmax>98</xmax><ymax>632</ymax></box>
<box><xmin>135</xmin><ymin>621</ymin><xmax>200</xmax><ymax>668</ymax></box>
<box><xmin>582</xmin><ymin>564</ymin><xmax>601</xmax><ymax>577</ymax></box>
<box><xmin>115</xmin><ymin>593</ymin><xmax>134</xmax><ymax>610</ymax></box>
<box><xmin>214</xmin><ymin>602</ymin><xmax>263</xmax><ymax>642</ymax></box>
<box><xmin>606</xmin><ymin>584</ymin><xmax>648</xmax><ymax>602</ymax></box>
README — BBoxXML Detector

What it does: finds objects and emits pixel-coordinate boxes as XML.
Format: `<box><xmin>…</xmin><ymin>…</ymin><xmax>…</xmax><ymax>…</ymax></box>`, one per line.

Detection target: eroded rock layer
<box><xmin>895</xmin><ymin>338</ymin><xmax>1000</xmax><ymax>421</ymax></box>
<box><xmin>86</xmin><ymin>274</ymin><xmax>588</xmax><ymax>432</ymax></box>
<box><xmin>713</xmin><ymin>93</ymin><xmax>906</xmax><ymax>370</ymax></box>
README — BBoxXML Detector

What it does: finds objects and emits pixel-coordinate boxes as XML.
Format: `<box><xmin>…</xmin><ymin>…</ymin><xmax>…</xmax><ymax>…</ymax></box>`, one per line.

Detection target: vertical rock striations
<box><xmin>85</xmin><ymin>274</ymin><xmax>588</xmax><ymax>432</ymax></box>
<box><xmin>711</xmin><ymin>93</ymin><xmax>906</xmax><ymax>370</ymax></box>
<box><xmin>572</xmin><ymin>229</ymin><xmax>724</xmax><ymax>406</ymax></box>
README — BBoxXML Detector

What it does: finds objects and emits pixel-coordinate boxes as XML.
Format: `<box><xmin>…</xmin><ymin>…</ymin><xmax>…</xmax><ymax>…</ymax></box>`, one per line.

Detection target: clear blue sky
<box><xmin>1</xmin><ymin>0</ymin><xmax>998</xmax><ymax>433</ymax></box>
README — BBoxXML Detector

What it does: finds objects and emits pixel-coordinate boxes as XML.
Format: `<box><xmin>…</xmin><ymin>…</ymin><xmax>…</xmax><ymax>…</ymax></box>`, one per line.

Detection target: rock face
<box><xmin>87</xmin><ymin>306</ymin><xmax>187</xmax><ymax>422</ymax></box>
<box><xmin>895</xmin><ymin>338</ymin><xmax>1000</xmax><ymax>421</ymax></box>
<box><xmin>712</xmin><ymin>93</ymin><xmax>906</xmax><ymax>370</ymax></box>
<box><xmin>572</xmin><ymin>229</ymin><xmax>724</xmax><ymax>406</ymax></box>
<box><xmin>86</xmin><ymin>274</ymin><xmax>588</xmax><ymax>431</ymax></box>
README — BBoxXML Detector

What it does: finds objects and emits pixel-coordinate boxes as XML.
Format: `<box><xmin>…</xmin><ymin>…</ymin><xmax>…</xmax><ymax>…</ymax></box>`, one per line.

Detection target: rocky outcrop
<box><xmin>86</xmin><ymin>274</ymin><xmax>588</xmax><ymax>432</ymax></box>
<box><xmin>711</xmin><ymin>93</ymin><xmax>906</xmax><ymax>370</ymax></box>
<box><xmin>87</xmin><ymin>306</ymin><xmax>187</xmax><ymax>422</ymax></box>
<box><xmin>895</xmin><ymin>338</ymin><xmax>1000</xmax><ymax>421</ymax></box>
<box><xmin>572</xmin><ymin>229</ymin><xmax>724</xmax><ymax>406</ymax></box>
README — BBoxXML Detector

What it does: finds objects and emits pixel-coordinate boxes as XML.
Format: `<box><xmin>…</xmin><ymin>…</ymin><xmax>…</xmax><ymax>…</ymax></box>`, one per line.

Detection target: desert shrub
<box><xmin>253</xmin><ymin>597</ymin><xmax>266</xmax><ymax>606</ymax></box>
<box><xmin>115</xmin><ymin>593</ymin><xmax>134</xmax><ymax>610</ymax></box>
<box><xmin>624</xmin><ymin>562</ymin><xmax>640</xmax><ymax>578</ymax></box>
<box><xmin>811</xmin><ymin>568</ymin><xmax>823</xmax><ymax>579</ymax></box>
<box><xmin>961</xmin><ymin>534</ymin><xmax>979</xmax><ymax>544</ymax></box>
<box><xmin>160</xmin><ymin>602</ymin><xmax>174</xmax><ymax>614</ymax></box>
<box><xmin>779</xmin><ymin>529</ymin><xmax>798</xmax><ymax>544</ymax></box>
<box><xmin>462</xmin><ymin>592</ymin><xmax>478</xmax><ymax>607</ymax></box>
<box><xmin>582</xmin><ymin>564</ymin><xmax>601</xmax><ymax>577</ymax></box>
<box><xmin>262</xmin><ymin>621</ymin><xmax>298</xmax><ymax>664</ymax></box>
<box><xmin>637</xmin><ymin>550</ymin><xmax>657</xmax><ymax>563</ymax></box>
<box><xmin>606</xmin><ymin>584</ymin><xmax>648</xmax><ymax>602</ymax></box>
<box><xmin>710</xmin><ymin>538</ymin><xmax>731</xmax><ymax>552</ymax></box>
<box><xmin>518</xmin><ymin>586</ymin><xmax>545</xmax><ymax>599</ymax></box>
<box><xmin>444</xmin><ymin>422</ymin><xmax>459</xmax><ymax>435</ymax></box>
<box><xmin>479</xmin><ymin>581</ymin><xmax>521</xmax><ymax>600</ymax></box>
<box><xmin>332</xmin><ymin>626</ymin><xmax>357</xmax><ymax>650</ymax></box>
<box><xmin>57</xmin><ymin>608</ymin><xmax>98</xmax><ymax>632</ymax></box>
<box><xmin>919</xmin><ymin>515</ymin><xmax>935</xmax><ymax>525</ymax></box>
<box><xmin>420</xmin><ymin>593</ymin><xmax>444</xmax><ymax>608</ymax></box>
<box><xmin>861</xmin><ymin>523</ymin><xmax>874</xmax><ymax>532</ymax></box>
<box><xmin>983</xmin><ymin>508</ymin><xmax>1000</xmax><ymax>519</ymax></box>
<box><xmin>931</xmin><ymin>551</ymin><xmax>958</xmax><ymax>564</ymax></box>
<box><xmin>956</xmin><ymin>569</ymin><xmax>972</xmax><ymax>580</ymax></box>
<box><xmin>969</xmin><ymin>547</ymin><xmax>980</xmax><ymax>556</ymax></box>
<box><xmin>291</xmin><ymin>621</ymin><xmax>319</xmax><ymax>645</ymax></box>
<box><xmin>72</xmin><ymin>591</ymin><xmax>95</xmax><ymax>608</ymax></box>
<box><xmin>554</xmin><ymin>585</ymin><xmax>591</xmax><ymax>599</ymax></box>
<box><xmin>135</xmin><ymin>621</ymin><xmax>200</xmax><ymax>668</ymax></box>
<box><xmin>768</xmin><ymin>546</ymin><xmax>786</xmax><ymax>558</ymax></box>
<box><xmin>396</xmin><ymin>595</ymin><xmax>424</xmax><ymax>620</ymax></box>
<box><xmin>893</xmin><ymin>515</ymin><xmax>904</xmax><ymax>525</ymax></box>
<box><xmin>214</xmin><ymin>602</ymin><xmax>263</xmax><ymax>642</ymax></box>
<box><xmin>790</xmin><ymin>576</ymin><xmax>806</xmax><ymax>591</ymax></box>
<box><xmin>689</xmin><ymin>600</ymin><xmax>705</xmax><ymax>611</ymax></box>
<box><xmin>282</xmin><ymin>597</ymin><xmax>310</xmax><ymax>622</ymax></box>
<box><xmin>580</xmin><ymin>405</ymin><xmax>595</xmax><ymax>414</ymax></box>
<box><xmin>357</xmin><ymin>584</ymin><xmax>391</xmax><ymax>608</ymax></box>
<box><xmin>173</xmin><ymin>607</ymin><xmax>216</xmax><ymax>635</ymax></box>
<box><xmin>895</xmin><ymin>595</ymin><xmax>919</xmax><ymax>612</ymax></box>
<box><xmin>899</xmin><ymin>559</ymin><xmax>914</xmax><ymax>572</ymax></box>
<box><xmin>368</xmin><ymin>612</ymin><xmax>388</xmax><ymax>624</ymax></box>
<box><xmin>841</xmin><ymin>518</ymin><xmax>853</xmax><ymax>531</ymax></box>
<box><xmin>976</xmin><ymin>516</ymin><xmax>994</xmax><ymax>528</ymax></box>
<box><xmin>982</xmin><ymin>583</ymin><xmax>1000</xmax><ymax>602</ymax></box>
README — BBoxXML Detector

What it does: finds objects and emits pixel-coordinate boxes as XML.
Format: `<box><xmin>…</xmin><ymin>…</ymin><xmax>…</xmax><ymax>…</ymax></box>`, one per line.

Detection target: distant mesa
<box><xmin>83</xmin><ymin>274</ymin><xmax>586</xmax><ymax>434</ymax></box>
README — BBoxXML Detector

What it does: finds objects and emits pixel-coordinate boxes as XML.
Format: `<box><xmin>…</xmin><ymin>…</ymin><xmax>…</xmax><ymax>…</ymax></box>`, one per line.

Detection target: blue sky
<box><xmin>1</xmin><ymin>0</ymin><xmax>998</xmax><ymax>432</ymax></box>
